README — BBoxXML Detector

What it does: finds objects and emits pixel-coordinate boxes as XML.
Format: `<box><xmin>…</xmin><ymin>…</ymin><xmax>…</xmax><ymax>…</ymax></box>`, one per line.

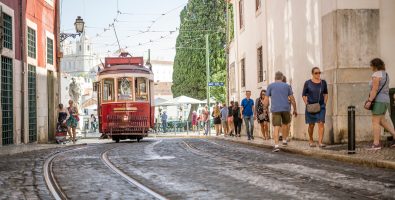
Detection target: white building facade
<box><xmin>229</xmin><ymin>0</ymin><xmax>395</xmax><ymax>143</ymax></box>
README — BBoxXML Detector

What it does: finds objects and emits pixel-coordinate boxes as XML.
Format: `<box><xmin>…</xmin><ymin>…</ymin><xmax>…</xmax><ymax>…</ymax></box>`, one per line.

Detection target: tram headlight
<box><xmin>123</xmin><ymin>116</ymin><xmax>128</xmax><ymax>121</ymax></box>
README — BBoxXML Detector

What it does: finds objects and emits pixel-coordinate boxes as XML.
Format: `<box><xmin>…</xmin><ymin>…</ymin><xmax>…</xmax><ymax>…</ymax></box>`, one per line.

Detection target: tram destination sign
<box><xmin>208</xmin><ymin>82</ymin><xmax>224</xmax><ymax>87</ymax></box>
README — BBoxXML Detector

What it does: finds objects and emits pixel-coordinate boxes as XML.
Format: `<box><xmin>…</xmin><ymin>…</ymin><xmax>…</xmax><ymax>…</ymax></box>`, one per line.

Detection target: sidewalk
<box><xmin>215</xmin><ymin>135</ymin><xmax>395</xmax><ymax>170</ymax></box>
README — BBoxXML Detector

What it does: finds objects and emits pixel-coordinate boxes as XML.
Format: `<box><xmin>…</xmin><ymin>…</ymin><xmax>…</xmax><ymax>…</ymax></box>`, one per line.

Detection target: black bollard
<box><xmin>348</xmin><ymin>106</ymin><xmax>356</xmax><ymax>154</ymax></box>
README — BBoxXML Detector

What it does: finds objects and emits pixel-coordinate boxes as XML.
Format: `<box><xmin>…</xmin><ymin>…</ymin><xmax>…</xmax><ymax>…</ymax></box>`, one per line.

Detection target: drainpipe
<box><xmin>20</xmin><ymin>0</ymin><xmax>25</xmax><ymax>144</ymax></box>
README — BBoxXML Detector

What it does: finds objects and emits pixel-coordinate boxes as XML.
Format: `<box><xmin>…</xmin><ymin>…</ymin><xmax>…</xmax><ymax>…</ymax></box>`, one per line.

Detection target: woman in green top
<box><xmin>364</xmin><ymin>58</ymin><xmax>395</xmax><ymax>150</ymax></box>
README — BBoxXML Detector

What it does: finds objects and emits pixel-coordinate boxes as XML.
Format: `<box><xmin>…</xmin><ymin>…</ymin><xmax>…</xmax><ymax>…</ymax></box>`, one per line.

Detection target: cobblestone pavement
<box><xmin>51</xmin><ymin>143</ymin><xmax>154</xmax><ymax>200</ymax></box>
<box><xmin>108</xmin><ymin>138</ymin><xmax>395</xmax><ymax>199</ymax></box>
<box><xmin>0</xmin><ymin>147</ymin><xmax>76</xmax><ymax>199</ymax></box>
<box><xmin>1</xmin><ymin>138</ymin><xmax>395</xmax><ymax>199</ymax></box>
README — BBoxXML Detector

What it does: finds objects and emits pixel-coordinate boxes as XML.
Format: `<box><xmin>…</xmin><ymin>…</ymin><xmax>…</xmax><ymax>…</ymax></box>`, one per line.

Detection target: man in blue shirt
<box><xmin>264</xmin><ymin>71</ymin><xmax>298</xmax><ymax>152</ymax></box>
<box><xmin>241</xmin><ymin>91</ymin><xmax>255</xmax><ymax>140</ymax></box>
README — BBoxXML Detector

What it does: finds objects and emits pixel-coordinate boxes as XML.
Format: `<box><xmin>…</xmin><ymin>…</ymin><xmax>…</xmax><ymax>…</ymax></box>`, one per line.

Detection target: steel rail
<box><xmin>43</xmin><ymin>147</ymin><xmax>87</xmax><ymax>200</ymax></box>
<box><xmin>101</xmin><ymin>149</ymin><xmax>167</xmax><ymax>200</ymax></box>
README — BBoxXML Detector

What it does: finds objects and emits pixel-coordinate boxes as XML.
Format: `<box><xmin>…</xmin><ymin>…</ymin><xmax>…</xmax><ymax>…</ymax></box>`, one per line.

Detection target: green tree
<box><xmin>172</xmin><ymin>0</ymin><xmax>231</xmax><ymax>103</ymax></box>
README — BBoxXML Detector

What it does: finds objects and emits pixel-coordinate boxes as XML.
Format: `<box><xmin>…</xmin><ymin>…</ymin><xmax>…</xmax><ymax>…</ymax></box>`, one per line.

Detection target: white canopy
<box><xmin>156</xmin><ymin>96</ymin><xmax>203</xmax><ymax>106</ymax></box>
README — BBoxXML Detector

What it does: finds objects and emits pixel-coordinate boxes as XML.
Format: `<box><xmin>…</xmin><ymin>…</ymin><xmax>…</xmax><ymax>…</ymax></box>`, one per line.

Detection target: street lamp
<box><xmin>60</xmin><ymin>16</ymin><xmax>85</xmax><ymax>42</ymax></box>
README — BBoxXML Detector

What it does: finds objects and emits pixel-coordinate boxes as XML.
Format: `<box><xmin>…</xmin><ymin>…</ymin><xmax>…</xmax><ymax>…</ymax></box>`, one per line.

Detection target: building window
<box><xmin>256</xmin><ymin>0</ymin><xmax>261</xmax><ymax>11</ymax></box>
<box><xmin>257</xmin><ymin>46</ymin><xmax>264</xmax><ymax>83</ymax></box>
<box><xmin>79</xmin><ymin>45</ymin><xmax>82</xmax><ymax>51</ymax></box>
<box><xmin>1</xmin><ymin>56</ymin><xmax>13</xmax><ymax>145</ymax></box>
<box><xmin>47</xmin><ymin>38</ymin><xmax>54</xmax><ymax>65</ymax></box>
<box><xmin>239</xmin><ymin>0</ymin><xmax>244</xmax><ymax>29</ymax></box>
<box><xmin>27</xmin><ymin>27</ymin><xmax>36</xmax><ymax>58</ymax></box>
<box><xmin>241</xmin><ymin>58</ymin><xmax>245</xmax><ymax>87</ymax></box>
<box><xmin>87</xmin><ymin>45</ymin><xmax>90</xmax><ymax>51</ymax></box>
<box><xmin>28</xmin><ymin>64</ymin><xmax>37</xmax><ymax>143</ymax></box>
<box><xmin>3</xmin><ymin>13</ymin><xmax>13</xmax><ymax>50</ymax></box>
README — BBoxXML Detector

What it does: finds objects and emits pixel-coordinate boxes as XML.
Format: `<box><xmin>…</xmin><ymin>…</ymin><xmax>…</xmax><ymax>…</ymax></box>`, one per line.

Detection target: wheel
<box><xmin>137</xmin><ymin>137</ymin><xmax>142</xmax><ymax>142</ymax></box>
<box><xmin>115</xmin><ymin>137</ymin><xmax>120</xmax><ymax>143</ymax></box>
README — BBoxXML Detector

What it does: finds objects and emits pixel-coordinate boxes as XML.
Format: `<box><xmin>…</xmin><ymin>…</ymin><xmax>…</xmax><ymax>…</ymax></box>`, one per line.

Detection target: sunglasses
<box><xmin>314</xmin><ymin>72</ymin><xmax>321</xmax><ymax>75</ymax></box>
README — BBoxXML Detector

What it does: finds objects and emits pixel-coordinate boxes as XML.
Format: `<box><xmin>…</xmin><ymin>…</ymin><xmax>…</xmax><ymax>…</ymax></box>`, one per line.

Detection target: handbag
<box><xmin>365</xmin><ymin>72</ymin><xmax>388</xmax><ymax>110</ymax></box>
<box><xmin>306</xmin><ymin>81</ymin><xmax>322</xmax><ymax>114</ymax></box>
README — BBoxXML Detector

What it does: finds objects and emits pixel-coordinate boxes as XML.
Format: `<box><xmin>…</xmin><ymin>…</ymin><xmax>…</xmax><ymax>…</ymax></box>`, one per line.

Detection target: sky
<box><xmin>61</xmin><ymin>0</ymin><xmax>188</xmax><ymax>61</ymax></box>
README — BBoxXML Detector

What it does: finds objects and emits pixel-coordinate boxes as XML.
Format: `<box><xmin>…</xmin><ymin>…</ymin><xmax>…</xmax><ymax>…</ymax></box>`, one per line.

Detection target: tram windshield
<box><xmin>135</xmin><ymin>77</ymin><xmax>148</xmax><ymax>102</ymax></box>
<box><xmin>103</xmin><ymin>79</ymin><xmax>114</xmax><ymax>101</ymax></box>
<box><xmin>117</xmin><ymin>77</ymin><xmax>133</xmax><ymax>101</ymax></box>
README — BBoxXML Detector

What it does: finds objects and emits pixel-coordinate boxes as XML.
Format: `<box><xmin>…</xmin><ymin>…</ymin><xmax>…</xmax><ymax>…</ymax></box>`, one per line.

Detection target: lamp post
<box><xmin>60</xmin><ymin>16</ymin><xmax>85</xmax><ymax>42</ymax></box>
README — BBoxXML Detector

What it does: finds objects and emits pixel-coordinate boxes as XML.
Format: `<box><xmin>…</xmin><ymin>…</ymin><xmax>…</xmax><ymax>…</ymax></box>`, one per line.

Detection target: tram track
<box><xmin>43</xmin><ymin>146</ymin><xmax>88</xmax><ymax>200</ymax></box>
<box><xmin>181</xmin><ymin>139</ymin><xmax>381</xmax><ymax>200</ymax></box>
<box><xmin>44</xmin><ymin>143</ymin><xmax>167</xmax><ymax>200</ymax></box>
<box><xmin>101</xmin><ymin>146</ymin><xmax>168</xmax><ymax>200</ymax></box>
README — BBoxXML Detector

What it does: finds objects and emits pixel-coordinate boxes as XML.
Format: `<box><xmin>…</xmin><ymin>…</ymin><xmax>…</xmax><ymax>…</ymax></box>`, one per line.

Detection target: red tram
<box><xmin>94</xmin><ymin>53</ymin><xmax>154</xmax><ymax>142</ymax></box>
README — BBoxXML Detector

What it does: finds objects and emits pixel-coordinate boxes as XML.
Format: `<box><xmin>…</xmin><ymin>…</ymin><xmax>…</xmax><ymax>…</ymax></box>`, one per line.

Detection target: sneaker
<box><xmin>248</xmin><ymin>138</ymin><xmax>251</xmax><ymax>140</ymax></box>
<box><xmin>272</xmin><ymin>146</ymin><xmax>280</xmax><ymax>152</ymax></box>
<box><xmin>282</xmin><ymin>141</ymin><xmax>288</xmax><ymax>146</ymax></box>
<box><xmin>251</xmin><ymin>136</ymin><xmax>254</xmax><ymax>140</ymax></box>
<box><xmin>366</xmin><ymin>144</ymin><xmax>381</xmax><ymax>150</ymax></box>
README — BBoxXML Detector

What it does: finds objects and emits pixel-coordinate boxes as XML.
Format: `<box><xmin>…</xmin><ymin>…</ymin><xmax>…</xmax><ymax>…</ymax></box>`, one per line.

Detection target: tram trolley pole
<box><xmin>348</xmin><ymin>106</ymin><xmax>356</xmax><ymax>154</ymax></box>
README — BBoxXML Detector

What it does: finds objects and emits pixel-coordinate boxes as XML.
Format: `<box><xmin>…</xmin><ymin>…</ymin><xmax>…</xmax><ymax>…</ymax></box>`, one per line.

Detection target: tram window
<box><xmin>117</xmin><ymin>77</ymin><xmax>133</xmax><ymax>101</ymax></box>
<box><xmin>135</xmin><ymin>77</ymin><xmax>148</xmax><ymax>101</ymax></box>
<box><xmin>103</xmin><ymin>79</ymin><xmax>114</xmax><ymax>101</ymax></box>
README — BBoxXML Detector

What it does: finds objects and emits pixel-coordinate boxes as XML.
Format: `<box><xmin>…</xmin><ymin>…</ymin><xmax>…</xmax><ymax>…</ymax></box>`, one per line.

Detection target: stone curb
<box><xmin>0</xmin><ymin>143</ymin><xmax>88</xmax><ymax>156</ymax></box>
<box><xmin>216</xmin><ymin>137</ymin><xmax>395</xmax><ymax>170</ymax></box>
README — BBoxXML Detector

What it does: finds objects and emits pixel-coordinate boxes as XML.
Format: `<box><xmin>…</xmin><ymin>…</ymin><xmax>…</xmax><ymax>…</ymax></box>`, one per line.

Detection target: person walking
<box><xmin>161</xmin><ymin>111</ymin><xmax>168</xmax><ymax>133</ymax></box>
<box><xmin>233</xmin><ymin>101</ymin><xmax>242</xmax><ymax>137</ymax></box>
<box><xmin>228</xmin><ymin>101</ymin><xmax>235</xmax><ymax>136</ymax></box>
<box><xmin>220</xmin><ymin>103</ymin><xmax>229</xmax><ymax>136</ymax></box>
<box><xmin>364</xmin><ymin>58</ymin><xmax>395</xmax><ymax>150</ymax></box>
<box><xmin>212</xmin><ymin>104</ymin><xmax>222</xmax><ymax>136</ymax></box>
<box><xmin>256</xmin><ymin>90</ymin><xmax>270</xmax><ymax>140</ymax></box>
<box><xmin>66</xmin><ymin>100</ymin><xmax>79</xmax><ymax>144</ymax></box>
<box><xmin>302</xmin><ymin>67</ymin><xmax>329</xmax><ymax>148</ymax></box>
<box><xmin>192</xmin><ymin>111</ymin><xmax>198</xmax><ymax>132</ymax></box>
<box><xmin>264</xmin><ymin>71</ymin><xmax>297</xmax><ymax>152</ymax></box>
<box><xmin>202</xmin><ymin>106</ymin><xmax>210</xmax><ymax>135</ymax></box>
<box><xmin>241</xmin><ymin>91</ymin><xmax>255</xmax><ymax>140</ymax></box>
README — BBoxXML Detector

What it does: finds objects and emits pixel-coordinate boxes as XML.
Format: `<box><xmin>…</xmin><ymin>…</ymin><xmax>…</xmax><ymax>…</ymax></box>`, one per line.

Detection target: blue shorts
<box><xmin>305</xmin><ymin>104</ymin><xmax>326</xmax><ymax>124</ymax></box>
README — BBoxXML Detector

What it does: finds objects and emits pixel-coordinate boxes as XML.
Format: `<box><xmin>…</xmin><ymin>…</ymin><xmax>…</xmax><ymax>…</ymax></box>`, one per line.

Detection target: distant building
<box><xmin>0</xmin><ymin>0</ymin><xmax>60</xmax><ymax>146</ymax></box>
<box><xmin>151</xmin><ymin>60</ymin><xmax>174</xmax><ymax>99</ymax></box>
<box><xmin>61</xmin><ymin>33</ymin><xmax>100</xmax><ymax>76</ymax></box>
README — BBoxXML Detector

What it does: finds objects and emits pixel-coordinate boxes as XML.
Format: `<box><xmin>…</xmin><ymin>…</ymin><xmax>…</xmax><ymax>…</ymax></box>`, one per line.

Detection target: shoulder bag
<box><xmin>365</xmin><ymin>72</ymin><xmax>388</xmax><ymax>110</ymax></box>
<box><xmin>306</xmin><ymin>81</ymin><xmax>322</xmax><ymax>114</ymax></box>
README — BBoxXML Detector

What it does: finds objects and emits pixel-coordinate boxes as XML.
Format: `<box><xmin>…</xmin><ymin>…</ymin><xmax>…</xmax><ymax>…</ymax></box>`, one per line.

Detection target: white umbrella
<box><xmin>154</xmin><ymin>97</ymin><xmax>169</xmax><ymax>106</ymax></box>
<box><xmin>156</xmin><ymin>96</ymin><xmax>203</xmax><ymax>106</ymax></box>
<box><xmin>173</xmin><ymin>96</ymin><xmax>203</xmax><ymax>104</ymax></box>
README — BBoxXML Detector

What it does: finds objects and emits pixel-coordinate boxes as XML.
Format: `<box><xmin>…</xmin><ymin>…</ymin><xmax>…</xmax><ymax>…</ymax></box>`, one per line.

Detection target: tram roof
<box><xmin>99</xmin><ymin>65</ymin><xmax>152</xmax><ymax>76</ymax></box>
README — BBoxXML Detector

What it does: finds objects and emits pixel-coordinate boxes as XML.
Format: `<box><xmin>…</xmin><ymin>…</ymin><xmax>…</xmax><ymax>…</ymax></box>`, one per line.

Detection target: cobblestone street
<box><xmin>1</xmin><ymin>138</ymin><xmax>395</xmax><ymax>199</ymax></box>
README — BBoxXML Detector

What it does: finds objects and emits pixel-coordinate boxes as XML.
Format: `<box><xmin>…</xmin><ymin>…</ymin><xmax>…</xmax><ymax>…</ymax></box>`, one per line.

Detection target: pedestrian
<box><xmin>161</xmin><ymin>111</ymin><xmax>168</xmax><ymax>133</ymax></box>
<box><xmin>220</xmin><ymin>103</ymin><xmax>229</xmax><ymax>136</ymax></box>
<box><xmin>228</xmin><ymin>101</ymin><xmax>235</xmax><ymax>136</ymax></box>
<box><xmin>192</xmin><ymin>111</ymin><xmax>198</xmax><ymax>132</ymax></box>
<box><xmin>58</xmin><ymin>104</ymin><xmax>69</xmax><ymax>124</ymax></box>
<box><xmin>66</xmin><ymin>100</ymin><xmax>79</xmax><ymax>144</ymax></box>
<box><xmin>256</xmin><ymin>89</ymin><xmax>270</xmax><ymax>140</ymax></box>
<box><xmin>90</xmin><ymin>114</ymin><xmax>95</xmax><ymax>132</ymax></box>
<box><xmin>233</xmin><ymin>101</ymin><xmax>242</xmax><ymax>137</ymax></box>
<box><xmin>264</xmin><ymin>71</ymin><xmax>297</xmax><ymax>152</ymax></box>
<box><xmin>202</xmin><ymin>106</ymin><xmax>210</xmax><ymax>135</ymax></box>
<box><xmin>241</xmin><ymin>91</ymin><xmax>255</xmax><ymax>140</ymax></box>
<box><xmin>212</xmin><ymin>104</ymin><xmax>222</xmax><ymax>136</ymax></box>
<box><xmin>302</xmin><ymin>67</ymin><xmax>329</xmax><ymax>148</ymax></box>
<box><xmin>364</xmin><ymin>58</ymin><xmax>395</xmax><ymax>150</ymax></box>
